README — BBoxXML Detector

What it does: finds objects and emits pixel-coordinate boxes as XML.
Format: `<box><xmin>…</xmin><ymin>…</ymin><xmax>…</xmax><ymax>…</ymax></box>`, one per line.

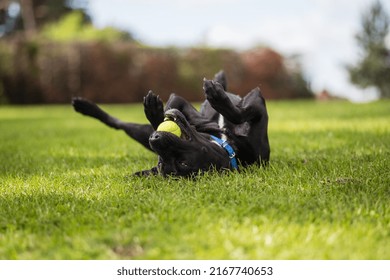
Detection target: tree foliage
<box><xmin>348</xmin><ymin>0</ymin><xmax>390</xmax><ymax>98</ymax></box>
<box><xmin>41</xmin><ymin>11</ymin><xmax>130</xmax><ymax>42</ymax></box>
<box><xmin>0</xmin><ymin>0</ymin><xmax>89</xmax><ymax>36</ymax></box>
<box><xmin>0</xmin><ymin>1</ymin><xmax>135</xmax><ymax>42</ymax></box>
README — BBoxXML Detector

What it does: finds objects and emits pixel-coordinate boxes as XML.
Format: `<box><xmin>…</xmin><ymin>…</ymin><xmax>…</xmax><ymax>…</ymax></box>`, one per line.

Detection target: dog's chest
<box><xmin>218</xmin><ymin>114</ymin><xmax>250</xmax><ymax>137</ymax></box>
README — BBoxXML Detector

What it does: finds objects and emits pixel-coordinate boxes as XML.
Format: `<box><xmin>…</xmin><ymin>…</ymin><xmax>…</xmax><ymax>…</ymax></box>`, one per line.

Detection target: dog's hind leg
<box><xmin>72</xmin><ymin>97</ymin><xmax>154</xmax><ymax>151</ymax></box>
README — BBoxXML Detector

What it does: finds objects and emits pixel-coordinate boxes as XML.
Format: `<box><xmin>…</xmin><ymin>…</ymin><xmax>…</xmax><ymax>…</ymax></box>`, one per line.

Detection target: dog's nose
<box><xmin>149</xmin><ymin>131</ymin><xmax>161</xmax><ymax>142</ymax></box>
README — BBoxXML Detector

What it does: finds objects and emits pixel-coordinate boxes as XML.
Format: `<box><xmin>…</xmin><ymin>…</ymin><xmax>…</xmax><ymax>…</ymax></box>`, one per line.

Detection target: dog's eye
<box><xmin>178</xmin><ymin>161</ymin><xmax>188</xmax><ymax>167</ymax></box>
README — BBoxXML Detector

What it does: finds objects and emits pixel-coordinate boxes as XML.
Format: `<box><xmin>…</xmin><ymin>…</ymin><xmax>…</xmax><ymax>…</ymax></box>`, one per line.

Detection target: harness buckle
<box><xmin>210</xmin><ymin>135</ymin><xmax>238</xmax><ymax>170</ymax></box>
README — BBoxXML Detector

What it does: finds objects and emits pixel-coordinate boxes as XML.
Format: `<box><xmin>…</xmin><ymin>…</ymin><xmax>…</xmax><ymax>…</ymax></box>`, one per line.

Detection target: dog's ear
<box><xmin>133</xmin><ymin>166</ymin><xmax>159</xmax><ymax>176</ymax></box>
<box><xmin>213</xmin><ymin>70</ymin><xmax>227</xmax><ymax>91</ymax></box>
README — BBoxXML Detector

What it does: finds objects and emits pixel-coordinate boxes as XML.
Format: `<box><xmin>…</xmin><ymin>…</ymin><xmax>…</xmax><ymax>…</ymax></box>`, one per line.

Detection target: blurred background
<box><xmin>0</xmin><ymin>0</ymin><xmax>389</xmax><ymax>104</ymax></box>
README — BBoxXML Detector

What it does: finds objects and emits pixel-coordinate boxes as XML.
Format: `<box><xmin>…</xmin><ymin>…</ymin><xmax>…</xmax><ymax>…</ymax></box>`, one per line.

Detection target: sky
<box><xmin>88</xmin><ymin>0</ymin><xmax>390</xmax><ymax>102</ymax></box>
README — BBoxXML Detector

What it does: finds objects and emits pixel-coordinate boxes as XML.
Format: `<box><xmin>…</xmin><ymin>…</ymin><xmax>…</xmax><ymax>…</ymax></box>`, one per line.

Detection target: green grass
<box><xmin>0</xmin><ymin>100</ymin><xmax>389</xmax><ymax>259</ymax></box>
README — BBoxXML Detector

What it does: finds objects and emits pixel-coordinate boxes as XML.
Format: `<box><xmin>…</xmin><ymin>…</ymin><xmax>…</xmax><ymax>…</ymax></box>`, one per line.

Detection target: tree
<box><xmin>0</xmin><ymin>0</ymin><xmax>135</xmax><ymax>41</ymax></box>
<box><xmin>347</xmin><ymin>0</ymin><xmax>390</xmax><ymax>98</ymax></box>
<box><xmin>0</xmin><ymin>0</ymin><xmax>90</xmax><ymax>37</ymax></box>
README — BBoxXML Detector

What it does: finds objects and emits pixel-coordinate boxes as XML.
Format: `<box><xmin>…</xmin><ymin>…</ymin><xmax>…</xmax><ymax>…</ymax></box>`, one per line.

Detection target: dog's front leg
<box><xmin>203</xmin><ymin>79</ymin><xmax>246</xmax><ymax>124</ymax></box>
<box><xmin>144</xmin><ymin>91</ymin><xmax>164</xmax><ymax>130</ymax></box>
<box><xmin>203</xmin><ymin>79</ymin><xmax>264</xmax><ymax>125</ymax></box>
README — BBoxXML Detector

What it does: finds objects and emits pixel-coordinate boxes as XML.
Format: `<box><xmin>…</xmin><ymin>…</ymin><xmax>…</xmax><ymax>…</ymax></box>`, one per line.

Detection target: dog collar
<box><xmin>210</xmin><ymin>135</ymin><xmax>238</xmax><ymax>170</ymax></box>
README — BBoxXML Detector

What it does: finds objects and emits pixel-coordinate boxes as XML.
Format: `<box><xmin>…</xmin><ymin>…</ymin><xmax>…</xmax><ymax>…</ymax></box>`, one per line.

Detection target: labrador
<box><xmin>72</xmin><ymin>71</ymin><xmax>270</xmax><ymax>176</ymax></box>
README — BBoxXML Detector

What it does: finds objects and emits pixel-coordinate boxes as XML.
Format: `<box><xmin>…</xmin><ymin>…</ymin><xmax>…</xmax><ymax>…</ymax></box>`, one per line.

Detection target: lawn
<box><xmin>0</xmin><ymin>100</ymin><xmax>389</xmax><ymax>259</ymax></box>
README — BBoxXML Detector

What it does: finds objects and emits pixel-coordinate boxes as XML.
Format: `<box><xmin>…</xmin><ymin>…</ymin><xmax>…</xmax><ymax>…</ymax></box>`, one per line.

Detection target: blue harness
<box><xmin>210</xmin><ymin>135</ymin><xmax>238</xmax><ymax>170</ymax></box>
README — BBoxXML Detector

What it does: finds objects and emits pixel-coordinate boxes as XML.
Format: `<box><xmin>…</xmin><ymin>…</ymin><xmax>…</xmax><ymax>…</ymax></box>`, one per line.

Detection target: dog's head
<box><xmin>149</xmin><ymin>109</ymin><xmax>230</xmax><ymax>176</ymax></box>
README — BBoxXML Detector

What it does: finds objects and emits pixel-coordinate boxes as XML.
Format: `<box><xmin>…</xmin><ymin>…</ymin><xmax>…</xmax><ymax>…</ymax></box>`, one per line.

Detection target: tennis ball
<box><xmin>157</xmin><ymin>120</ymin><xmax>182</xmax><ymax>137</ymax></box>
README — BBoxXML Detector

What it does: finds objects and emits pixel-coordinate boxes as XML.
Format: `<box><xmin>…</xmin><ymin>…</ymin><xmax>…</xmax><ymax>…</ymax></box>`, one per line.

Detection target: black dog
<box><xmin>72</xmin><ymin>71</ymin><xmax>270</xmax><ymax>176</ymax></box>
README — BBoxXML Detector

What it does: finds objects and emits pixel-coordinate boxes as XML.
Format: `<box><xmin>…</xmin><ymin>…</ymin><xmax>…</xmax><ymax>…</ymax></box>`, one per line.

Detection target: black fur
<box><xmin>72</xmin><ymin>71</ymin><xmax>270</xmax><ymax>176</ymax></box>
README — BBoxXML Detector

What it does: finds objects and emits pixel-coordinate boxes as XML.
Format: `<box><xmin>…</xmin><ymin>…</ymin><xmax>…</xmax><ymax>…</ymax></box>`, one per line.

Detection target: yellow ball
<box><xmin>157</xmin><ymin>120</ymin><xmax>182</xmax><ymax>137</ymax></box>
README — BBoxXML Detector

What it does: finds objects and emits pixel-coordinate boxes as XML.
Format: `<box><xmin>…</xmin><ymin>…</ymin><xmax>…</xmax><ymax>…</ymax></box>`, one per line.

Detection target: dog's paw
<box><xmin>213</xmin><ymin>70</ymin><xmax>227</xmax><ymax>90</ymax></box>
<box><xmin>143</xmin><ymin>90</ymin><xmax>164</xmax><ymax>129</ymax></box>
<box><xmin>203</xmin><ymin>79</ymin><xmax>228</xmax><ymax>104</ymax></box>
<box><xmin>72</xmin><ymin>97</ymin><xmax>103</xmax><ymax>118</ymax></box>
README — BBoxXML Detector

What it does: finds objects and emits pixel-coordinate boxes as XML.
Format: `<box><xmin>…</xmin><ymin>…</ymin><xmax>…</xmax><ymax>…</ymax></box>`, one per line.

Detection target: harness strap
<box><xmin>210</xmin><ymin>135</ymin><xmax>238</xmax><ymax>170</ymax></box>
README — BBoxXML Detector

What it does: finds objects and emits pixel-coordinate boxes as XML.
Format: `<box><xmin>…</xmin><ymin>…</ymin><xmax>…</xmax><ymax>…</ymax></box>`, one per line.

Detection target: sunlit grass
<box><xmin>0</xmin><ymin>100</ymin><xmax>389</xmax><ymax>259</ymax></box>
